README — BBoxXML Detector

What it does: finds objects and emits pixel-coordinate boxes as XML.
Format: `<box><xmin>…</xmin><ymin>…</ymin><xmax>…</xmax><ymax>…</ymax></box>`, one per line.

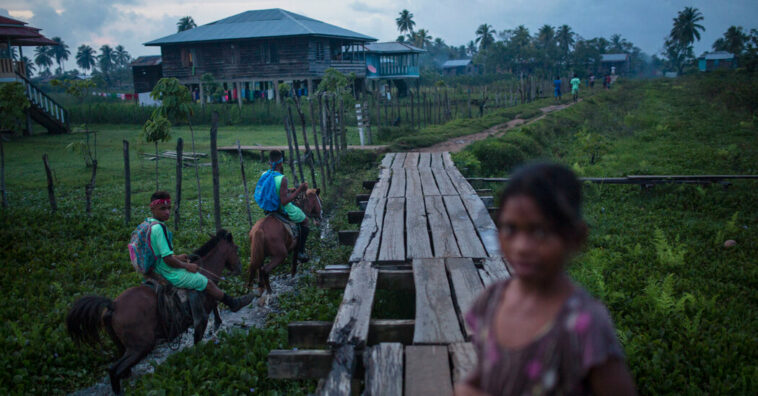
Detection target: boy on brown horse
<box><xmin>146</xmin><ymin>191</ymin><xmax>254</xmax><ymax>311</ymax></box>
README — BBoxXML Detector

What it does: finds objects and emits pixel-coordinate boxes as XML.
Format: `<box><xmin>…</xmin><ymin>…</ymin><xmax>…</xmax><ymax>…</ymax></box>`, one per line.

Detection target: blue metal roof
<box><xmin>364</xmin><ymin>42</ymin><xmax>424</xmax><ymax>54</ymax></box>
<box><xmin>442</xmin><ymin>59</ymin><xmax>472</xmax><ymax>68</ymax></box>
<box><xmin>700</xmin><ymin>51</ymin><xmax>734</xmax><ymax>60</ymax></box>
<box><xmin>601</xmin><ymin>53</ymin><xmax>629</xmax><ymax>62</ymax></box>
<box><xmin>145</xmin><ymin>8</ymin><xmax>376</xmax><ymax>46</ymax></box>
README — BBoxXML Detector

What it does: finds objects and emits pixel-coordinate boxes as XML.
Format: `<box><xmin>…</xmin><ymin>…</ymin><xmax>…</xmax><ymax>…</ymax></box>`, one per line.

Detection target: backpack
<box><xmin>254</xmin><ymin>170</ymin><xmax>282</xmax><ymax>212</ymax></box>
<box><xmin>128</xmin><ymin>220</ymin><xmax>173</xmax><ymax>274</ymax></box>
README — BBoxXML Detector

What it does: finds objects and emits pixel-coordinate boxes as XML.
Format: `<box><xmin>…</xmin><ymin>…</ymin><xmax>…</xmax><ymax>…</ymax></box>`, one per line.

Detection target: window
<box><xmin>181</xmin><ymin>48</ymin><xmax>193</xmax><ymax>67</ymax></box>
<box><xmin>268</xmin><ymin>42</ymin><xmax>279</xmax><ymax>64</ymax></box>
<box><xmin>315</xmin><ymin>41</ymin><xmax>324</xmax><ymax>61</ymax></box>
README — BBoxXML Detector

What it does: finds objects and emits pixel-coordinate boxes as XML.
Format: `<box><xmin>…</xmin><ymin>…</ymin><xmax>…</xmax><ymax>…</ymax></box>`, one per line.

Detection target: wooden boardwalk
<box><xmin>268</xmin><ymin>152</ymin><xmax>511</xmax><ymax>395</ymax></box>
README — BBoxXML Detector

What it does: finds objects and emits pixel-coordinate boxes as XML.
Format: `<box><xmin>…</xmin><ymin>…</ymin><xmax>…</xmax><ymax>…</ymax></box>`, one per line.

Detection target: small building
<box><xmin>364</xmin><ymin>42</ymin><xmax>423</xmax><ymax>80</ymax></box>
<box><xmin>130</xmin><ymin>55</ymin><xmax>163</xmax><ymax>104</ymax></box>
<box><xmin>442</xmin><ymin>59</ymin><xmax>477</xmax><ymax>76</ymax></box>
<box><xmin>698</xmin><ymin>52</ymin><xmax>736</xmax><ymax>72</ymax></box>
<box><xmin>143</xmin><ymin>8</ymin><xmax>376</xmax><ymax>104</ymax></box>
<box><xmin>600</xmin><ymin>53</ymin><xmax>630</xmax><ymax>75</ymax></box>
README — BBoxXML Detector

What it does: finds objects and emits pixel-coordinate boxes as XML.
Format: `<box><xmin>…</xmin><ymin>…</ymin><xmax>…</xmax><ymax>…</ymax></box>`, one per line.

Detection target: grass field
<box><xmin>456</xmin><ymin>73</ymin><xmax>757</xmax><ymax>394</ymax></box>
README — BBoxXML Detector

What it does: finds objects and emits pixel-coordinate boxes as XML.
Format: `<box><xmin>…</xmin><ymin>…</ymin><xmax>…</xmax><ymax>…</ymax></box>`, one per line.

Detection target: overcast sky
<box><xmin>3</xmin><ymin>0</ymin><xmax>757</xmax><ymax>71</ymax></box>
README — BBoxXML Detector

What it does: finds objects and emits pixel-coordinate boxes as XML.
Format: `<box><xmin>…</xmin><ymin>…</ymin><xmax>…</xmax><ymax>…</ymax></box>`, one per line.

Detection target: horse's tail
<box><xmin>66</xmin><ymin>295</ymin><xmax>114</xmax><ymax>346</ymax></box>
<box><xmin>248</xmin><ymin>224</ymin><xmax>265</xmax><ymax>287</ymax></box>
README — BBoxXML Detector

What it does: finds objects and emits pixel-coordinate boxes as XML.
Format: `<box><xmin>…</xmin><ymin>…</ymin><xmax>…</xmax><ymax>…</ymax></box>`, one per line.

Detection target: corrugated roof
<box><xmin>131</xmin><ymin>55</ymin><xmax>162</xmax><ymax>66</ymax></box>
<box><xmin>145</xmin><ymin>8</ymin><xmax>375</xmax><ymax>46</ymax></box>
<box><xmin>365</xmin><ymin>42</ymin><xmax>424</xmax><ymax>54</ymax></box>
<box><xmin>601</xmin><ymin>53</ymin><xmax>629</xmax><ymax>62</ymax></box>
<box><xmin>700</xmin><ymin>51</ymin><xmax>734</xmax><ymax>60</ymax></box>
<box><xmin>442</xmin><ymin>59</ymin><xmax>472</xmax><ymax>68</ymax></box>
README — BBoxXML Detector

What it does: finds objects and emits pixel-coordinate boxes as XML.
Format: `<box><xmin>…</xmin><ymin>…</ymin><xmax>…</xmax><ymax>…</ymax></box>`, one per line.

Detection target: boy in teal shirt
<box><xmin>570</xmin><ymin>74</ymin><xmax>581</xmax><ymax>102</ymax></box>
<box><xmin>147</xmin><ymin>191</ymin><xmax>254</xmax><ymax>312</ymax></box>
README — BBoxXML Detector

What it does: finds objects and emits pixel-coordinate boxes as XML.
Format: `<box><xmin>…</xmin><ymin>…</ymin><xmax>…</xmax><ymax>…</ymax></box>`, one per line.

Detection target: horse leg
<box><xmin>109</xmin><ymin>346</ymin><xmax>152</xmax><ymax>396</ymax></box>
<box><xmin>212</xmin><ymin>306</ymin><xmax>222</xmax><ymax>331</ymax></box>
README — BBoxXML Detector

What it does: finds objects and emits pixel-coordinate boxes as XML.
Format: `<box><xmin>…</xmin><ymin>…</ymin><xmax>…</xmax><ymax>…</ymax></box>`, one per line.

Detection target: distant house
<box><xmin>143</xmin><ymin>8</ymin><xmax>376</xmax><ymax>104</ymax></box>
<box><xmin>600</xmin><ymin>53</ymin><xmax>630</xmax><ymax>75</ymax></box>
<box><xmin>364</xmin><ymin>42</ymin><xmax>423</xmax><ymax>81</ymax></box>
<box><xmin>698</xmin><ymin>52</ymin><xmax>736</xmax><ymax>72</ymax></box>
<box><xmin>442</xmin><ymin>59</ymin><xmax>477</xmax><ymax>76</ymax></box>
<box><xmin>131</xmin><ymin>55</ymin><xmax>162</xmax><ymax>104</ymax></box>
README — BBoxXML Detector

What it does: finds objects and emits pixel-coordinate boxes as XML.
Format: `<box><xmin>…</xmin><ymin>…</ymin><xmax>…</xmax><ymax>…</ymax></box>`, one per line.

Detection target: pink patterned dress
<box><xmin>464</xmin><ymin>279</ymin><xmax>624</xmax><ymax>395</ymax></box>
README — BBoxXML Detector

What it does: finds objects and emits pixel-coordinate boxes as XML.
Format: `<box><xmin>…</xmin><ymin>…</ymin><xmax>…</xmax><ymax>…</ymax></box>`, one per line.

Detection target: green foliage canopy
<box><xmin>0</xmin><ymin>82</ymin><xmax>30</xmax><ymax>133</ymax></box>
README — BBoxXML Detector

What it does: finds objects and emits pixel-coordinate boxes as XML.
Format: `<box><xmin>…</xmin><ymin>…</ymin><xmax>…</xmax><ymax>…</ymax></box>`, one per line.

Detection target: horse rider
<box><xmin>255</xmin><ymin>150</ymin><xmax>311</xmax><ymax>262</ymax></box>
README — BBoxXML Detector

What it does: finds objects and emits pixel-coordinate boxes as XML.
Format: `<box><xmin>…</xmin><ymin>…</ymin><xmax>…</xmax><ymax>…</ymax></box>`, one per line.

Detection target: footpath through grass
<box><xmin>455</xmin><ymin>73</ymin><xmax>758</xmax><ymax>394</ymax></box>
<box><xmin>0</xmin><ymin>114</ymin><xmax>376</xmax><ymax>393</ymax></box>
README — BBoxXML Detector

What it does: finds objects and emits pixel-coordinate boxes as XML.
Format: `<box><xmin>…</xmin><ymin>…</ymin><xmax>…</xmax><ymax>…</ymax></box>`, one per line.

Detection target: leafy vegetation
<box><xmin>456</xmin><ymin>73</ymin><xmax>758</xmax><ymax>394</ymax></box>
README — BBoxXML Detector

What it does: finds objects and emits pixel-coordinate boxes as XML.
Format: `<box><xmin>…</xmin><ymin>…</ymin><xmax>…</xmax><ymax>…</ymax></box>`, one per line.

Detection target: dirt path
<box><xmin>418</xmin><ymin>101</ymin><xmax>577</xmax><ymax>153</ymax></box>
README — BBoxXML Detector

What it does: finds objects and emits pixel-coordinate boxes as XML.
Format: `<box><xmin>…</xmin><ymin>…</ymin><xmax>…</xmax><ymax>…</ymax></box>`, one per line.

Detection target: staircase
<box><xmin>17</xmin><ymin>73</ymin><xmax>70</xmax><ymax>134</ymax></box>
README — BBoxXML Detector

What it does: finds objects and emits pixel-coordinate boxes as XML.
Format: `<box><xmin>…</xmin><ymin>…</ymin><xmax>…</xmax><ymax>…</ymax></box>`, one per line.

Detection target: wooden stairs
<box><xmin>16</xmin><ymin>73</ymin><xmax>70</xmax><ymax>134</ymax></box>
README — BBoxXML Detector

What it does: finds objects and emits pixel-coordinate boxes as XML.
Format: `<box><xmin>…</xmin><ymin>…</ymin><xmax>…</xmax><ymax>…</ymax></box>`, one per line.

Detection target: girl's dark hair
<box><xmin>498</xmin><ymin>162</ymin><xmax>583</xmax><ymax>236</ymax></box>
<box><xmin>150</xmin><ymin>191</ymin><xmax>171</xmax><ymax>202</ymax></box>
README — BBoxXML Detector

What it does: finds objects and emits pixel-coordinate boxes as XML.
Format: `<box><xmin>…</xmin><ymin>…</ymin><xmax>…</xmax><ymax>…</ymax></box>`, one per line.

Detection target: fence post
<box><xmin>123</xmin><ymin>140</ymin><xmax>130</xmax><ymax>225</ymax></box>
<box><xmin>85</xmin><ymin>160</ymin><xmax>97</xmax><ymax>215</ymax></box>
<box><xmin>286</xmin><ymin>105</ymin><xmax>305</xmax><ymax>184</ymax></box>
<box><xmin>210</xmin><ymin>111</ymin><xmax>222</xmax><ymax>232</ymax></box>
<box><xmin>1</xmin><ymin>138</ymin><xmax>6</xmax><ymax>208</ymax></box>
<box><xmin>237</xmin><ymin>139</ymin><xmax>253</xmax><ymax>229</ymax></box>
<box><xmin>283</xmin><ymin>113</ymin><xmax>300</xmax><ymax>186</ymax></box>
<box><xmin>42</xmin><ymin>154</ymin><xmax>57</xmax><ymax>212</ymax></box>
<box><xmin>174</xmin><ymin>138</ymin><xmax>183</xmax><ymax>230</ymax></box>
<box><xmin>310</xmin><ymin>99</ymin><xmax>327</xmax><ymax>193</ymax></box>
<box><xmin>318</xmin><ymin>94</ymin><xmax>333</xmax><ymax>183</ymax></box>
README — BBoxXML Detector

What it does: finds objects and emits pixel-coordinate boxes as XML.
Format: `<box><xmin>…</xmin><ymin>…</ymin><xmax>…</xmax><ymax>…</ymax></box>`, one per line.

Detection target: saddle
<box><xmin>265</xmin><ymin>211</ymin><xmax>299</xmax><ymax>240</ymax></box>
<box><xmin>143</xmin><ymin>272</ymin><xmax>205</xmax><ymax>341</ymax></box>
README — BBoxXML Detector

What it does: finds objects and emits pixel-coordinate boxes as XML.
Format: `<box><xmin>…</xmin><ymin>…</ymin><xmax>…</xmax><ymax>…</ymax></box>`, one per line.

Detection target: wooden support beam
<box><xmin>350</xmin><ymin>197</ymin><xmax>387</xmax><ymax>263</ymax></box>
<box><xmin>268</xmin><ymin>350</ymin><xmax>334</xmax><ymax>379</ymax></box>
<box><xmin>363</xmin><ymin>180</ymin><xmax>378</xmax><ymax>190</ymax></box>
<box><xmin>355</xmin><ymin>194</ymin><xmax>370</xmax><ymax>206</ymax></box>
<box><xmin>288</xmin><ymin>319</ymin><xmax>415</xmax><ymax>348</ymax></box>
<box><xmin>317</xmin><ymin>345</ymin><xmax>355</xmax><ymax>395</ymax></box>
<box><xmin>339</xmin><ymin>230</ymin><xmax>358</xmax><ymax>246</ymax></box>
<box><xmin>328</xmin><ymin>262</ymin><xmax>378</xmax><ymax>348</ymax></box>
<box><xmin>364</xmin><ymin>343</ymin><xmax>404</xmax><ymax>396</ymax></box>
<box><xmin>317</xmin><ymin>268</ymin><xmax>414</xmax><ymax>290</ymax></box>
<box><xmin>347</xmin><ymin>210</ymin><xmax>365</xmax><ymax>224</ymax></box>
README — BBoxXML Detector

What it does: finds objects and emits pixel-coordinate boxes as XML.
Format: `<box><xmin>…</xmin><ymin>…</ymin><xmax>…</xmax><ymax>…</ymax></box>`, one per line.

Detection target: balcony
<box><xmin>0</xmin><ymin>59</ymin><xmax>27</xmax><ymax>80</ymax></box>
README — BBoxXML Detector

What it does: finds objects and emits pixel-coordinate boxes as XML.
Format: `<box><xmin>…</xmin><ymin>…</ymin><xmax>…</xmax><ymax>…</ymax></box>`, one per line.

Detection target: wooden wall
<box><xmin>132</xmin><ymin>65</ymin><xmax>163</xmax><ymax>94</ymax></box>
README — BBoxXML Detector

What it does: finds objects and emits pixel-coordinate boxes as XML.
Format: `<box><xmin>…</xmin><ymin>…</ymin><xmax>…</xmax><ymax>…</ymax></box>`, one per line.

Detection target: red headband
<box><xmin>150</xmin><ymin>199</ymin><xmax>171</xmax><ymax>208</ymax></box>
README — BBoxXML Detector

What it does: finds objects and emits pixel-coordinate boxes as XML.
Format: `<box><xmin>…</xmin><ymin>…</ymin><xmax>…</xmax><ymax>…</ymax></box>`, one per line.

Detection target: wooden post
<box><xmin>330</xmin><ymin>95</ymin><xmax>339</xmax><ymax>166</ymax></box>
<box><xmin>236</xmin><ymin>81</ymin><xmax>243</xmax><ymax>109</ymax></box>
<box><xmin>318</xmin><ymin>94</ymin><xmax>333</xmax><ymax>183</ymax></box>
<box><xmin>123</xmin><ymin>140</ymin><xmax>130</xmax><ymax>224</ymax></box>
<box><xmin>286</xmin><ymin>105</ymin><xmax>305</xmax><ymax>185</ymax></box>
<box><xmin>292</xmin><ymin>96</ymin><xmax>317</xmax><ymax>187</ymax></box>
<box><xmin>42</xmin><ymin>154</ymin><xmax>56</xmax><ymax>212</ymax></box>
<box><xmin>210</xmin><ymin>112</ymin><xmax>222</xmax><ymax>232</ymax></box>
<box><xmin>174</xmin><ymin>138</ymin><xmax>183</xmax><ymax>230</ymax></box>
<box><xmin>410</xmin><ymin>92</ymin><xmax>415</xmax><ymax>129</ymax></box>
<box><xmin>375</xmin><ymin>91</ymin><xmax>381</xmax><ymax>128</ymax></box>
<box><xmin>187</xmin><ymin>119</ymin><xmax>203</xmax><ymax>228</ymax></box>
<box><xmin>309</xmin><ymin>98</ymin><xmax>327</xmax><ymax>193</ymax></box>
<box><xmin>283</xmin><ymin>114</ymin><xmax>300</xmax><ymax>185</ymax></box>
<box><xmin>85</xmin><ymin>160</ymin><xmax>97</xmax><ymax>215</ymax></box>
<box><xmin>0</xmin><ymin>138</ymin><xmax>6</xmax><ymax>208</ymax></box>
<box><xmin>199</xmin><ymin>82</ymin><xmax>205</xmax><ymax>107</ymax></box>
<box><xmin>339</xmin><ymin>97</ymin><xmax>347</xmax><ymax>150</ymax></box>
<box><xmin>237</xmin><ymin>140</ymin><xmax>253</xmax><ymax>228</ymax></box>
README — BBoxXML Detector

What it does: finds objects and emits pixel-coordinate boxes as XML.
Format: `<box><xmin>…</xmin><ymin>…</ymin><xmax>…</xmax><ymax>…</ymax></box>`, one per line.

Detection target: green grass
<box><xmin>457</xmin><ymin>73</ymin><xmax>758</xmax><ymax>394</ymax></box>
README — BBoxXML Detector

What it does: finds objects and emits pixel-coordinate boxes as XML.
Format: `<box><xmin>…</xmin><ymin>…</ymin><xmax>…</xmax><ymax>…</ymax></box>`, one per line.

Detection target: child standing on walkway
<box><xmin>570</xmin><ymin>74</ymin><xmax>581</xmax><ymax>103</ymax></box>
<box><xmin>455</xmin><ymin>163</ymin><xmax>636</xmax><ymax>396</ymax></box>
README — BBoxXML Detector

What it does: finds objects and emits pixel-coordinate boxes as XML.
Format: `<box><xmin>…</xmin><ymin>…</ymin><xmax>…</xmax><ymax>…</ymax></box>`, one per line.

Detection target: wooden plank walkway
<box><xmin>269</xmin><ymin>152</ymin><xmax>511</xmax><ymax>393</ymax></box>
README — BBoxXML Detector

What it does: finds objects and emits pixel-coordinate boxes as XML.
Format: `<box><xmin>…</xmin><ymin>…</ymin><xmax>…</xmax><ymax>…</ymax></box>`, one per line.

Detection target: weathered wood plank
<box><xmin>419</xmin><ymin>168</ymin><xmax>441</xmax><ymax>196</ymax></box>
<box><xmin>379</xmin><ymin>197</ymin><xmax>405</xmax><ymax>261</ymax></box>
<box><xmin>413</xmin><ymin>258</ymin><xmax>464</xmax><ymax>344</ymax></box>
<box><xmin>406</xmin><ymin>192</ymin><xmax>433</xmax><ymax>259</ymax></box>
<box><xmin>443</xmin><ymin>195</ymin><xmax>487</xmax><ymax>258</ymax></box>
<box><xmin>425</xmin><ymin>196</ymin><xmax>461</xmax><ymax>258</ymax></box>
<box><xmin>289</xmin><ymin>320</ymin><xmax>415</xmax><ymax>348</ymax></box>
<box><xmin>417</xmin><ymin>152</ymin><xmax>431</xmax><ymax>168</ymax></box>
<box><xmin>404</xmin><ymin>151</ymin><xmax>420</xmax><ymax>168</ymax></box>
<box><xmin>349</xmin><ymin>197</ymin><xmax>386</xmax><ymax>263</ymax></box>
<box><xmin>388</xmin><ymin>169</ymin><xmax>406</xmax><ymax>198</ymax></box>
<box><xmin>364</xmin><ymin>343</ymin><xmax>404</xmax><ymax>396</ymax></box>
<box><xmin>380</xmin><ymin>153</ymin><xmax>395</xmax><ymax>168</ymax></box>
<box><xmin>317</xmin><ymin>268</ymin><xmax>414</xmax><ymax>290</ymax></box>
<box><xmin>368</xmin><ymin>319</ymin><xmax>415</xmax><ymax>345</ymax></box>
<box><xmin>478</xmin><ymin>257</ymin><xmax>511</xmax><ymax>287</ymax></box>
<box><xmin>430</xmin><ymin>152</ymin><xmax>445</xmax><ymax>168</ymax></box>
<box><xmin>370</xmin><ymin>169</ymin><xmax>391</xmax><ymax>200</ymax></box>
<box><xmin>446</xmin><ymin>167</ymin><xmax>478</xmax><ymax>196</ymax></box>
<box><xmin>391</xmin><ymin>152</ymin><xmax>407</xmax><ymax>169</ymax></box>
<box><xmin>445</xmin><ymin>258</ymin><xmax>484</xmax><ymax>337</ymax></box>
<box><xmin>405</xmin><ymin>168</ymin><xmax>423</xmax><ymax>198</ymax></box>
<box><xmin>442</xmin><ymin>152</ymin><xmax>456</xmax><ymax>168</ymax></box>
<box><xmin>328</xmin><ymin>262</ymin><xmax>378</xmax><ymax>347</ymax></box>
<box><xmin>405</xmin><ymin>345</ymin><xmax>454</xmax><ymax>396</ymax></box>
<box><xmin>459</xmin><ymin>193</ymin><xmax>501</xmax><ymax>257</ymax></box>
<box><xmin>433</xmin><ymin>168</ymin><xmax>458</xmax><ymax>195</ymax></box>
<box><xmin>288</xmin><ymin>321</ymin><xmax>332</xmax><ymax>348</ymax></box>
<box><xmin>317</xmin><ymin>345</ymin><xmax>355</xmax><ymax>396</ymax></box>
<box><xmin>268</xmin><ymin>349</ymin><xmax>334</xmax><ymax>379</ymax></box>
<box><xmin>449</xmin><ymin>343</ymin><xmax>477</xmax><ymax>385</ymax></box>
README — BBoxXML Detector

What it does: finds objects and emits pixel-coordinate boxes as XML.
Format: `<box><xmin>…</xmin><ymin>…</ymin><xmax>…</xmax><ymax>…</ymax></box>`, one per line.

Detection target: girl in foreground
<box><xmin>456</xmin><ymin>163</ymin><xmax>636</xmax><ymax>395</ymax></box>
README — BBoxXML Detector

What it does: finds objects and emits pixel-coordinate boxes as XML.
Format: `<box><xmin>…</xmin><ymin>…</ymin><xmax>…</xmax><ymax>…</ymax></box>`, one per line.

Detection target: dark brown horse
<box><xmin>247</xmin><ymin>188</ymin><xmax>322</xmax><ymax>294</ymax></box>
<box><xmin>66</xmin><ymin>229</ymin><xmax>242</xmax><ymax>395</ymax></box>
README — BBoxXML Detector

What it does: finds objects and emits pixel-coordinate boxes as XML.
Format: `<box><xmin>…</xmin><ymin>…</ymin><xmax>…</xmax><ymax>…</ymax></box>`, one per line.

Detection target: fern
<box><xmin>644</xmin><ymin>274</ymin><xmax>677</xmax><ymax>315</ymax></box>
<box><xmin>653</xmin><ymin>228</ymin><xmax>686</xmax><ymax>267</ymax></box>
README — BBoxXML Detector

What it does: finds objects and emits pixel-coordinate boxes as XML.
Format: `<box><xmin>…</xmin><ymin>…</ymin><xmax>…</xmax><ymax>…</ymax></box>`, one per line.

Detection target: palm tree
<box><xmin>475</xmin><ymin>24</ymin><xmax>495</xmax><ymax>50</ymax></box>
<box><xmin>396</xmin><ymin>35</ymin><xmax>406</xmax><ymax>43</ymax></box>
<box><xmin>21</xmin><ymin>56</ymin><xmax>35</xmax><ymax>78</ymax></box>
<box><xmin>50</xmin><ymin>37</ymin><xmax>70</xmax><ymax>75</ymax></box>
<box><xmin>536</xmin><ymin>25</ymin><xmax>556</xmax><ymax>49</ymax></box>
<box><xmin>396</xmin><ymin>9</ymin><xmax>415</xmax><ymax>34</ymax></box>
<box><xmin>177</xmin><ymin>16</ymin><xmax>196</xmax><ymax>32</ymax></box>
<box><xmin>466</xmin><ymin>40</ymin><xmax>477</xmax><ymax>57</ymax></box>
<box><xmin>76</xmin><ymin>45</ymin><xmax>96</xmax><ymax>73</ymax></box>
<box><xmin>670</xmin><ymin>7</ymin><xmax>705</xmax><ymax>47</ymax></box>
<box><xmin>98</xmin><ymin>45</ymin><xmax>114</xmax><ymax>82</ymax></box>
<box><xmin>713</xmin><ymin>26</ymin><xmax>748</xmax><ymax>55</ymax></box>
<box><xmin>114</xmin><ymin>45</ymin><xmax>131</xmax><ymax>68</ymax></box>
<box><xmin>556</xmin><ymin>25</ymin><xmax>575</xmax><ymax>66</ymax></box>
<box><xmin>414</xmin><ymin>29</ymin><xmax>432</xmax><ymax>49</ymax></box>
<box><xmin>34</xmin><ymin>46</ymin><xmax>54</xmax><ymax>74</ymax></box>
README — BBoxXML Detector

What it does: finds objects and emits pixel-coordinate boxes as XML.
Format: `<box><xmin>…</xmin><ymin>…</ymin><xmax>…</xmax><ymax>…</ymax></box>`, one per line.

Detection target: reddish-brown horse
<box><xmin>66</xmin><ymin>230</ymin><xmax>242</xmax><ymax>395</ymax></box>
<box><xmin>247</xmin><ymin>188</ymin><xmax>322</xmax><ymax>294</ymax></box>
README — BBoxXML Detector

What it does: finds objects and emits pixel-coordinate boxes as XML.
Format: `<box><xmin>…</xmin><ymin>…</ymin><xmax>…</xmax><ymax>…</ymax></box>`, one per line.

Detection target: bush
<box><xmin>469</xmin><ymin>139</ymin><xmax>526</xmax><ymax>175</ymax></box>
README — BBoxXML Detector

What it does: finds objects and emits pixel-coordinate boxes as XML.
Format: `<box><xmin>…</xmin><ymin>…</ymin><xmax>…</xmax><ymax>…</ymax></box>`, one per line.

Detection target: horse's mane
<box><xmin>192</xmin><ymin>229</ymin><xmax>231</xmax><ymax>257</ymax></box>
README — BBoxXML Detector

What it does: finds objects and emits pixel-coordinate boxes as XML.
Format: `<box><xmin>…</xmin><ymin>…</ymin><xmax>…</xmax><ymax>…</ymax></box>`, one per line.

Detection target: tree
<box><xmin>665</xmin><ymin>7</ymin><xmax>705</xmax><ymax>74</ymax></box>
<box><xmin>21</xmin><ymin>56</ymin><xmax>35</xmax><ymax>78</ymax></box>
<box><xmin>466</xmin><ymin>40</ymin><xmax>478</xmax><ymax>57</ymax></box>
<box><xmin>177</xmin><ymin>16</ymin><xmax>197</xmax><ymax>32</ymax></box>
<box><xmin>114</xmin><ymin>45</ymin><xmax>131</xmax><ymax>69</ymax></box>
<box><xmin>98</xmin><ymin>45</ymin><xmax>114</xmax><ymax>83</ymax></box>
<box><xmin>712</xmin><ymin>26</ymin><xmax>748</xmax><ymax>55</ymax></box>
<box><xmin>51</xmin><ymin>37</ymin><xmax>70</xmax><ymax>75</ymax></box>
<box><xmin>34</xmin><ymin>46</ymin><xmax>53</xmax><ymax>74</ymax></box>
<box><xmin>0</xmin><ymin>83</ymin><xmax>30</xmax><ymax>134</ymax></box>
<box><xmin>475</xmin><ymin>24</ymin><xmax>495</xmax><ymax>50</ymax></box>
<box><xmin>413</xmin><ymin>29</ymin><xmax>433</xmax><ymax>49</ymax></box>
<box><xmin>556</xmin><ymin>25</ymin><xmax>575</xmax><ymax>67</ymax></box>
<box><xmin>141</xmin><ymin>114</ymin><xmax>172</xmax><ymax>189</ymax></box>
<box><xmin>396</xmin><ymin>10</ymin><xmax>415</xmax><ymax>34</ymax></box>
<box><xmin>76</xmin><ymin>45</ymin><xmax>96</xmax><ymax>73</ymax></box>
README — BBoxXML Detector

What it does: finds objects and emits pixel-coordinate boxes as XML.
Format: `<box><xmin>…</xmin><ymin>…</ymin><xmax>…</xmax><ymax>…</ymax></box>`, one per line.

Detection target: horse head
<box><xmin>301</xmin><ymin>188</ymin><xmax>323</xmax><ymax>225</ymax></box>
<box><xmin>218</xmin><ymin>230</ymin><xmax>242</xmax><ymax>276</ymax></box>
<box><xmin>196</xmin><ymin>229</ymin><xmax>242</xmax><ymax>278</ymax></box>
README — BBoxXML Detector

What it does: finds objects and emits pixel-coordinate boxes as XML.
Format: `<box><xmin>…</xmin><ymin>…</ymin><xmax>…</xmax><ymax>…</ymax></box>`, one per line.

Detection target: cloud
<box><xmin>0</xmin><ymin>8</ymin><xmax>9</xmax><ymax>17</ymax></box>
<box><xmin>349</xmin><ymin>1</ymin><xmax>388</xmax><ymax>14</ymax></box>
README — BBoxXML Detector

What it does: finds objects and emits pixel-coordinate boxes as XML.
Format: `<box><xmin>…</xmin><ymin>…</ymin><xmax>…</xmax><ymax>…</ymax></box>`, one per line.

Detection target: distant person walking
<box><xmin>570</xmin><ymin>74</ymin><xmax>580</xmax><ymax>103</ymax></box>
<box><xmin>589</xmin><ymin>74</ymin><xmax>595</xmax><ymax>89</ymax></box>
<box><xmin>604</xmin><ymin>74</ymin><xmax>612</xmax><ymax>89</ymax></box>
<box><xmin>553</xmin><ymin>76</ymin><xmax>562</xmax><ymax>102</ymax></box>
